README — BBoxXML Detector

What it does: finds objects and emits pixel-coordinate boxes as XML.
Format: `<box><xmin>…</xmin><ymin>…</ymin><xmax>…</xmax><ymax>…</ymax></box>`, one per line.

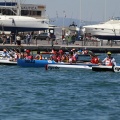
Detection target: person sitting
<box><xmin>24</xmin><ymin>49</ymin><xmax>33</xmax><ymax>60</ymax></box>
<box><xmin>35</xmin><ymin>51</ymin><xmax>42</xmax><ymax>60</ymax></box>
<box><xmin>88</xmin><ymin>51</ymin><xmax>101</xmax><ymax>64</ymax></box>
<box><xmin>68</xmin><ymin>52</ymin><xmax>77</xmax><ymax>63</ymax></box>
<box><xmin>82</xmin><ymin>48</ymin><xmax>88</xmax><ymax>55</ymax></box>
<box><xmin>102</xmin><ymin>51</ymin><xmax>116</xmax><ymax>66</ymax></box>
<box><xmin>2</xmin><ymin>48</ymin><xmax>10</xmax><ymax>58</ymax></box>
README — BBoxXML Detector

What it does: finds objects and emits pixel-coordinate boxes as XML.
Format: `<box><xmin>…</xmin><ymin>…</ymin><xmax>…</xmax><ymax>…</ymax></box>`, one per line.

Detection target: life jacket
<box><xmin>69</xmin><ymin>56</ymin><xmax>73</xmax><ymax>63</ymax></box>
<box><xmin>105</xmin><ymin>58</ymin><xmax>113</xmax><ymax>66</ymax></box>
<box><xmin>72</xmin><ymin>56</ymin><xmax>76</xmax><ymax>62</ymax></box>
<box><xmin>91</xmin><ymin>57</ymin><xmax>99</xmax><ymax>64</ymax></box>
<box><xmin>26</xmin><ymin>55</ymin><xmax>33</xmax><ymax>60</ymax></box>
<box><xmin>59</xmin><ymin>49</ymin><xmax>63</xmax><ymax>55</ymax></box>
<box><xmin>57</xmin><ymin>56</ymin><xmax>61</xmax><ymax>62</ymax></box>
<box><xmin>61</xmin><ymin>55</ymin><xmax>66</xmax><ymax>62</ymax></box>
<box><xmin>39</xmin><ymin>54</ymin><xmax>42</xmax><ymax>60</ymax></box>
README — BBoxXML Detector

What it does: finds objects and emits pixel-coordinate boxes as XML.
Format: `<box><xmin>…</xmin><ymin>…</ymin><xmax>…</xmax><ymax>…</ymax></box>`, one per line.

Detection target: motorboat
<box><xmin>0</xmin><ymin>1</ymin><xmax>49</xmax><ymax>32</ymax></box>
<box><xmin>0</xmin><ymin>15</ymin><xmax>49</xmax><ymax>32</ymax></box>
<box><xmin>0</xmin><ymin>57</ymin><xmax>17</xmax><ymax>65</ymax></box>
<box><xmin>82</xmin><ymin>17</ymin><xmax>120</xmax><ymax>40</ymax></box>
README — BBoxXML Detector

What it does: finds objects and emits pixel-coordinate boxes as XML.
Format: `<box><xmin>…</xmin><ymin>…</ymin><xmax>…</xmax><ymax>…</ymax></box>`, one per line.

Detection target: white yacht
<box><xmin>82</xmin><ymin>17</ymin><xmax>120</xmax><ymax>40</ymax></box>
<box><xmin>0</xmin><ymin>15</ymin><xmax>49</xmax><ymax>32</ymax></box>
<box><xmin>0</xmin><ymin>1</ymin><xmax>49</xmax><ymax>32</ymax></box>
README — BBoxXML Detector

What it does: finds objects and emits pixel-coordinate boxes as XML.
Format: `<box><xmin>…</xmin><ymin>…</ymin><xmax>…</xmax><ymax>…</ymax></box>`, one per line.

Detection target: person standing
<box><xmin>16</xmin><ymin>34</ymin><xmax>21</xmax><ymax>46</ymax></box>
<box><xmin>102</xmin><ymin>51</ymin><xmax>116</xmax><ymax>66</ymax></box>
<box><xmin>2</xmin><ymin>32</ymin><xmax>6</xmax><ymax>45</ymax></box>
<box><xmin>26</xmin><ymin>33</ymin><xmax>31</xmax><ymax>45</ymax></box>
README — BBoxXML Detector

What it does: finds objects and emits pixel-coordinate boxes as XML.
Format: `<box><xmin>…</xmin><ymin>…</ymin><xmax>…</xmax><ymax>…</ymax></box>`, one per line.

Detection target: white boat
<box><xmin>0</xmin><ymin>57</ymin><xmax>17</xmax><ymax>65</ymax></box>
<box><xmin>45</xmin><ymin>63</ymin><xmax>97</xmax><ymax>70</ymax></box>
<box><xmin>46</xmin><ymin>63</ymin><xmax>120</xmax><ymax>72</ymax></box>
<box><xmin>0</xmin><ymin>1</ymin><xmax>49</xmax><ymax>32</ymax></box>
<box><xmin>82</xmin><ymin>17</ymin><xmax>120</xmax><ymax>40</ymax></box>
<box><xmin>0</xmin><ymin>15</ymin><xmax>49</xmax><ymax>32</ymax></box>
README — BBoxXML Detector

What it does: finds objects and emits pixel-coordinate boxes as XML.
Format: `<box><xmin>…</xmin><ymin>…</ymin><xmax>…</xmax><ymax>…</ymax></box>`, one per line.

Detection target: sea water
<box><xmin>0</xmin><ymin>54</ymin><xmax>120</xmax><ymax>120</ymax></box>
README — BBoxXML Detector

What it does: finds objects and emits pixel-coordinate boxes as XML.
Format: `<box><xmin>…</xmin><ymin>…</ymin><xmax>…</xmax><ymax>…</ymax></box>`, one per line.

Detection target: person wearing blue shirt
<box><xmin>2</xmin><ymin>49</ymin><xmax>10</xmax><ymax>58</ymax></box>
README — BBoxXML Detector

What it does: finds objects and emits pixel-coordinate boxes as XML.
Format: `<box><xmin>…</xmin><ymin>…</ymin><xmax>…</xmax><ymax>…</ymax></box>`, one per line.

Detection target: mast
<box><xmin>104</xmin><ymin>0</ymin><xmax>106</xmax><ymax>21</ymax></box>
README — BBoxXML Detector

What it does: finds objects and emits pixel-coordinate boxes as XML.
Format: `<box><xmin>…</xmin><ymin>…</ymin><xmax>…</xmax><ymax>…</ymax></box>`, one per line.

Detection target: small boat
<box><xmin>0</xmin><ymin>57</ymin><xmax>17</xmax><ymax>65</ymax></box>
<box><xmin>45</xmin><ymin>63</ymin><xmax>97</xmax><ymax>70</ymax></box>
<box><xmin>46</xmin><ymin>63</ymin><xmax>120</xmax><ymax>72</ymax></box>
<box><xmin>17</xmin><ymin>59</ymin><xmax>56</xmax><ymax>67</ymax></box>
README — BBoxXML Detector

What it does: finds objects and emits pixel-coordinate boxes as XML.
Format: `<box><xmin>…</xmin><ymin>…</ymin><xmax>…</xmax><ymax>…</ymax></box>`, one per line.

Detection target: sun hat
<box><xmin>107</xmin><ymin>51</ymin><xmax>111</xmax><ymax>55</ymax></box>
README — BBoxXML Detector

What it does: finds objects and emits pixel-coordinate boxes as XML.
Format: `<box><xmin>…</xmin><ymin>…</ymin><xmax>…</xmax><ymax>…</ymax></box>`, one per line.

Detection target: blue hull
<box><xmin>17</xmin><ymin>59</ymin><xmax>56</xmax><ymax>67</ymax></box>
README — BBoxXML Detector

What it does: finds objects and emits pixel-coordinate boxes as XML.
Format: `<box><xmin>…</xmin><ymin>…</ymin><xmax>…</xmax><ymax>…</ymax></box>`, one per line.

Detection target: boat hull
<box><xmin>46</xmin><ymin>63</ymin><xmax>97</xmax><ymax>70</ymax></box>
<box><xmin>17</xmin><ymin>59</ymin><xmax>56</xmax><ymax>67</ymax></box>
<box><xmin>0</xmin><ymin>58</ymin><xmax>17</xmax><ymax>65</ymax></box>
<box><xmin>92</xmin><ymin>66</ymin><xmax>113</xmax><ymax>72</ymax></box>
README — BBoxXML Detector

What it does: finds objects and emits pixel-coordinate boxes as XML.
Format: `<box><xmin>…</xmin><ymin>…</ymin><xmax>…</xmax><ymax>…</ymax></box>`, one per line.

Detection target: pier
<box><xmin>0</xmin><ymin>39</ymin><xmax>120</xmax><ymax>53</ymax></box>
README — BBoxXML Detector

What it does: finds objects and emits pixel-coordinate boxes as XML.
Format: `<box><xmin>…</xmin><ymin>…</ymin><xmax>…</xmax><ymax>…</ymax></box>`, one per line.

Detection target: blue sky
<box><xmin>23</xmin><ymin>0</ymin><xmax>120</xmax><ymax>22</ymax></box>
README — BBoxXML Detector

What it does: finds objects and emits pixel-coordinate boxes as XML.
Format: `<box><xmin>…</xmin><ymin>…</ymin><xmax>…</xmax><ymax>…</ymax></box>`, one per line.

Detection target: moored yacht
<box><xmin>0</xmin><ymin>1</ymin><xmax>49</xmax><ymax>33</ymax></box>
<box><xmin>82</xmin><ymin>17</ymin><xmax>120</xmax><ymax>40</ymax></box>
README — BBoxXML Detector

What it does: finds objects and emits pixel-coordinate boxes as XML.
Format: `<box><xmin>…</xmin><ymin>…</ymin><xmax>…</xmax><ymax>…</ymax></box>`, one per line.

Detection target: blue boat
<box><xmin>17</xmin><ymin>59</ymin><xmax>56</xmax><ymax>67</ymax></box>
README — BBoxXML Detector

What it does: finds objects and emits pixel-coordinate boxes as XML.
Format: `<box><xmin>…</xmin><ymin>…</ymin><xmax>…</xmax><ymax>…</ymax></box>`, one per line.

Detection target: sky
<box><xmin>21</xmin><ymin>0</ymin><xmax>120</xmax><ymax>21</ymax></box>
<box><xmin>4</xmin><ymin>0</ymin><xmax>120</xmax><ymax>22</ymax></box>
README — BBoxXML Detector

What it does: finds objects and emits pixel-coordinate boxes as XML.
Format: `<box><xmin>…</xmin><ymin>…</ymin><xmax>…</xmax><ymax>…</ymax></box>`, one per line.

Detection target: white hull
<box><xmin>0</xmin><ymin>16</ymin><xmax>49</xmax><ymax>31</ymax></box>
<box><xmin>83</xmin><ymin>18</ymin><xmax>120</xmax><ymax>40</ymax></box>
<box><xmin>0</xmin><ymin>58</ymin><xmax>17</xmax><ymax>65</ymax></box>
<box><xmin>47</xmin><ymin>63</ymin><xmax>120</xmax><ymax>72</ymax></box>
<box><xmin>46</xmin><ymin>63</ymin><xmax>95</xmax><ymax>70</ymax></box>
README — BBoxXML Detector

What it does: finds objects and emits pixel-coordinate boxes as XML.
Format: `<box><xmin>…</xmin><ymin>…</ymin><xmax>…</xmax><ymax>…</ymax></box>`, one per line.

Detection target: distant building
<box><xmin>0</xmin><ymin>2</ymin><xmax>46</xmax><ymax>18</ymax></box>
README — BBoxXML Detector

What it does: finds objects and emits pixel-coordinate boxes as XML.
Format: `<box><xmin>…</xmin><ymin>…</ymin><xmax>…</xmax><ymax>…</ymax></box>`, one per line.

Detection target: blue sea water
<box><xmin>0</xmin><ymin>54</ymin><xmax>120</xmax><ymax>120</ymax></box>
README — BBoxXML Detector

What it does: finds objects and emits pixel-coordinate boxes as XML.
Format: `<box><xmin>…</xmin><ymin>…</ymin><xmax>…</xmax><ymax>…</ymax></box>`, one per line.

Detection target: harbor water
<box><xmin>0</xmin><ymin>54</ymin><xmax>120</xmax><ymax>120</ymax></box>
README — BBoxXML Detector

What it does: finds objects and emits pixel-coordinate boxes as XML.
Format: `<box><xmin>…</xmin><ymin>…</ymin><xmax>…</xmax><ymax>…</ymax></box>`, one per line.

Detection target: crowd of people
<box><xmin>0</xmin><ymin>32</ymin><xmax>33</xmax><ymax>45</ymax></box>
<box><xmin>1</xmin><ymin>47</ymin><xmax>116</xmax><ymax>66</ymax></box>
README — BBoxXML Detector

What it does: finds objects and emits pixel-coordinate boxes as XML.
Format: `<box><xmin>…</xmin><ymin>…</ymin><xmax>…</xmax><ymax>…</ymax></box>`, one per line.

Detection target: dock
<box><xmin>0</xmin><ymin>39</ymin><xmax>120</xmax><ymax>53</ymax></box>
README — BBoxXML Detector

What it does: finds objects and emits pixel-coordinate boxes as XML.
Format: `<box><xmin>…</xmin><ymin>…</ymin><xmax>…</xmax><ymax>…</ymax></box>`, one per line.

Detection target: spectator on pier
<box><xmin>16</xmin><ymin>34</ymin><xmax>21</xmax><ymax>46</ymax></box>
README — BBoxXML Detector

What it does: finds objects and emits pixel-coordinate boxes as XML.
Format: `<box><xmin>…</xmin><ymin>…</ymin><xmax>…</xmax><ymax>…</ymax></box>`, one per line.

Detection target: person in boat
<box><xmin>71</xmin><ymin>48</ymin><xmax>78</xmax><ymax>61</ymax></box>
<box><xmin>12</xmin><ymin>49</ymin><xmax>21</xmax><ymax>61</ymax></box>
<box><xmin>51</xmin><ymin>52</ymin><xmax>58</xmax><ymax>62</ymax></box>
<box><xmin>35</xmin><ymin>51</ymin><xmax>42</xmax><ymax>60</ymax></box>
<box><xmin>102</xmin><ymin>51</ymin><xmax>116</xmax><ymax>66</ymax></box>
<box><xmin>68</xmin><ymin>52</ymin><xmax>77</xmax><ymax>63</ymax></box>
<box><xmin>82</xmin><ymin>48</ymin><xmax>89</xmax><ymax>55</ymax></box>
<box><xmin>2</xmin><ymin>48</ymin><xmax>10</xmax><ymax>58</ymax></box>
<box><xmin>89</xmin><ymin>51</ymin><xmax>101</xmax><ymax>64</ymax></box>
<box><xmin>24</xmin><ymin>49</ymin><xmax>33</xmax><ymax>60</ymax></box>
